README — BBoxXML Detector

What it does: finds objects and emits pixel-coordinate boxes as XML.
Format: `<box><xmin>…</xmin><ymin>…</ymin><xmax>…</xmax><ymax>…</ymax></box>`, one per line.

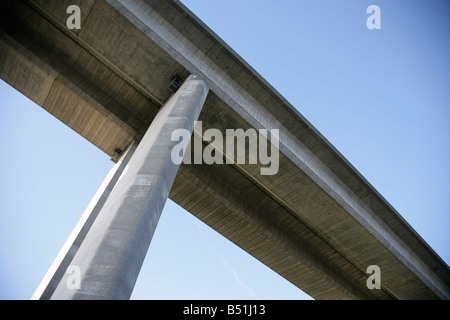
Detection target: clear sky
<box><xmin>0</xmin><ymin>0</ymin><xmax>449</xmax><ymax>300</ymax></box>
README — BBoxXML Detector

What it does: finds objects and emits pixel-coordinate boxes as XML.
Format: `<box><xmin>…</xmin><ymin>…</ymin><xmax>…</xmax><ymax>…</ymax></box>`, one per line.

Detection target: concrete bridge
<box><xmin>0</xmin><ymin>0</ymin><xmax>449</xmax><ymax>299</ymax></box>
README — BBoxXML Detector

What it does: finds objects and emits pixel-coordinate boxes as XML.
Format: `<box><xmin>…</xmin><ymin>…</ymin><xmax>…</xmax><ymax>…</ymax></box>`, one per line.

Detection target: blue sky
<box><xmin>0</xmin><ymin>0</ymin><xmax>449</xmax><ymax>299</ymax></box>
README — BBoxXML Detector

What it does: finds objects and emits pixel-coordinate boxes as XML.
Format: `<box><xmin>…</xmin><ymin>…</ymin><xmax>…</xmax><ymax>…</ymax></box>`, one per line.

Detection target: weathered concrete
<box><xmin>50</xmin><ymin>75</ymin><xmax>208</xmax><ymax>299</ymax></box>
<box><xmin>0</xmin><ymin>0</ymin><xmax>449</xmax><ymax>299</ymax></box>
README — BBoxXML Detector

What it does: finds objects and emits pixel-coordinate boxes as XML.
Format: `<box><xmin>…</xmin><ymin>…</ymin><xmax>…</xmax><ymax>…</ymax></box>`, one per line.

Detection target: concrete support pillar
<box><xmin>49</xmin><ymin>75</ymin><xmax>208</xmax><ymax>299</ymax></box>
<box><xmin>32</xmin><ymin>142</ymin><xmax>137</xmax><ymax>300</ymax></box>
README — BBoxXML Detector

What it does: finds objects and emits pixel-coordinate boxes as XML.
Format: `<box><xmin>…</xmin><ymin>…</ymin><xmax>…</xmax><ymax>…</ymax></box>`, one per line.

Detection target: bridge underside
<box><xmin>1</xmin><ymin>0</ymin><xmax>449</xmax><ymax>299</ymax></box>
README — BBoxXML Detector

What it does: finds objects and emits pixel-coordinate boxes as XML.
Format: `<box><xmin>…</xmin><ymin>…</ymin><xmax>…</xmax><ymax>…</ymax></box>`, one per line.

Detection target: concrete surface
<box><xmin>31</xmin><ymin>142</ymin><xmax>137</xmax><ymax>300</ymax></box>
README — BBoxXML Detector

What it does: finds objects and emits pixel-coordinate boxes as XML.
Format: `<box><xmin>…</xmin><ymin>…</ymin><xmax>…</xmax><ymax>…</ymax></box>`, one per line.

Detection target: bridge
<box><xmin>0</xmin><ymin>0</ymin><xmax>449</xmax><ymax>299</ymax></box>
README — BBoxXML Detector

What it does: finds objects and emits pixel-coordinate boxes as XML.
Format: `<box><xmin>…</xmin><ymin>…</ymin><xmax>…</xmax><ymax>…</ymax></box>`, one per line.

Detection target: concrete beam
<box><xmin>50</xmin><ymin>75</ymin><xmax>208</xmax><ymax>299</ymax></box>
